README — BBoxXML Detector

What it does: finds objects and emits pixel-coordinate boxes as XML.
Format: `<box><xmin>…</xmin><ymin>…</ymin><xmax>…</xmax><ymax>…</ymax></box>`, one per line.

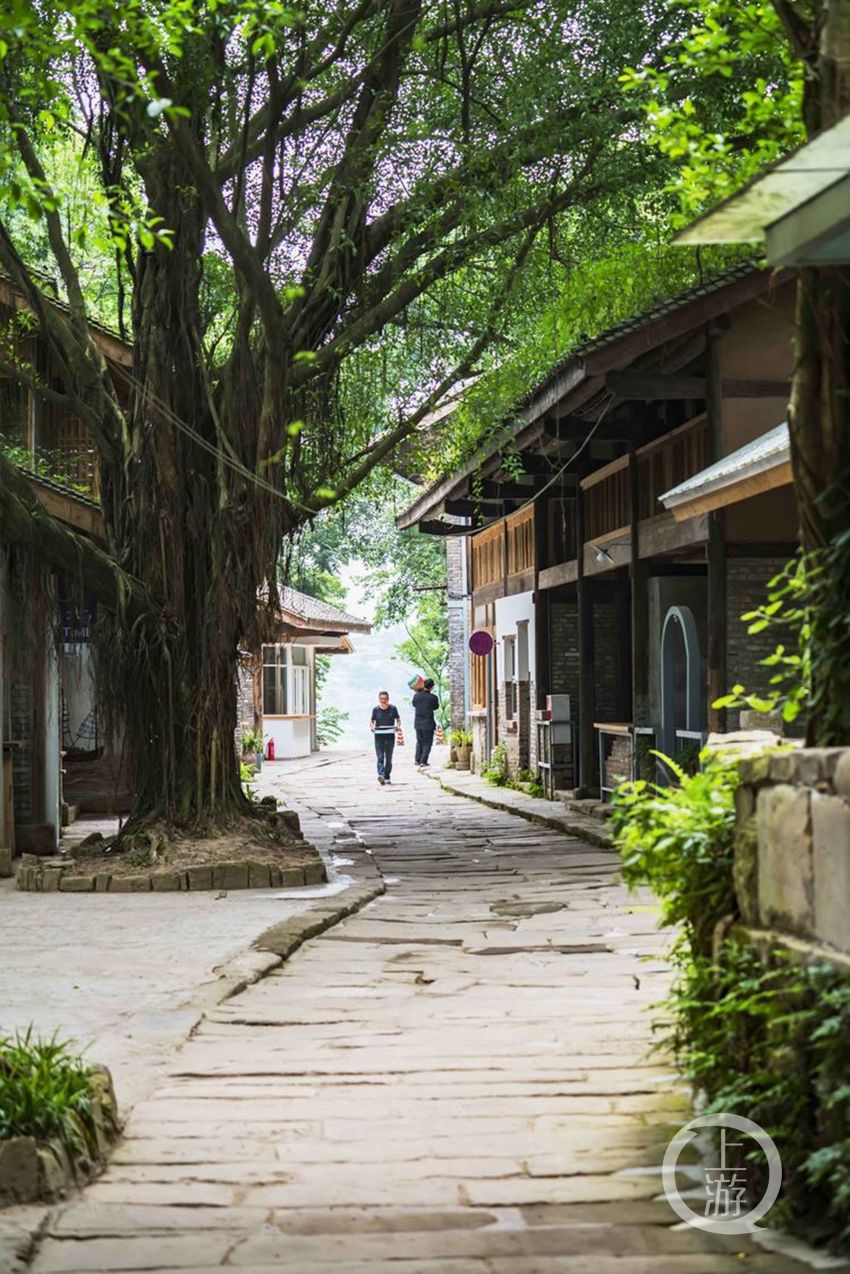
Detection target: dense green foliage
<box><xmin>612</xmin><ymin>755</ymin><xmax>850</xmax><ymax>1248</ymax></box>
<box><xmin>613</xmin><ymin>754</ymin><xmax>739</xmax><ymax>959</ymax></box>
<box><xmin>621</xmin><ymin>0</ymin><xmax>804</xmax><ymax>219</ymax></box>
<box><xmin>0</xmin><ymin>1029</ymin><xmax>112</xmax><ymax>1162</ymax></box>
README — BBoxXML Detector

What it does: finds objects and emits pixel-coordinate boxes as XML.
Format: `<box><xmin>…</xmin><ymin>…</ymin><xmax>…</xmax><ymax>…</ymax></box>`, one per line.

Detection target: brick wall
<box><xmin>726</xmin><ymin>556</ymin><xmax>790</xmax><ymax>732</ymax></box>
<box><xmin>235</xmin><ymin>659</ymin><xmax>257</xmax><ymax>753</ymax></box>
<box><xmin>550</xmin><ymin>602</ymin><xmax>580</xmax><ymax>704</ymax></box>
<box><xmin>594</xmin><ymin>600</ymin><xmax>619</xmax><ymax>723</ymax></box>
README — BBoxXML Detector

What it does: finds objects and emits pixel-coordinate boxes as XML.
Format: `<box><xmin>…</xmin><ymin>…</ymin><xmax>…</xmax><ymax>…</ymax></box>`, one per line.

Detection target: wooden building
<box><xmin>398</xmin><ymin>264</ymin><xmax>800</xmax><ymax>794</ymax></box>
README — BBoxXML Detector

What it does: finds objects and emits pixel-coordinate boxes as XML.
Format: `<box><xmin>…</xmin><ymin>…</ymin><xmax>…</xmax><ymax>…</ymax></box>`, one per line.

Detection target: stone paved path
<box><xmin>30</xmin><ymin>752</ymin><xmax>824</xmax><ymax>1272</ymax></box>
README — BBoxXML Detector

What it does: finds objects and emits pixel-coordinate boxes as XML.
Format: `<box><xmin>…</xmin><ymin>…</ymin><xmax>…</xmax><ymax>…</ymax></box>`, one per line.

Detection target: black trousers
<box><xmin>374</xmin><ymin>732</ymin><xmax>395</xmax><ymax>778</ymax></box>
<box><xmin>415</xmin><ymin>726</ymin><xmax>435</xmax><ymax>765</ymax></box>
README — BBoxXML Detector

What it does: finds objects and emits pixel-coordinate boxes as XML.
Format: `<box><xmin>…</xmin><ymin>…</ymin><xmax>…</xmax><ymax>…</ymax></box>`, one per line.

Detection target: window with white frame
<box><xmin>291</xmin><ymin>664</ymin><xmax>311</xmax><ymax>715</ymax></box>
<box><xmin>262</xmin><ymin>644</ymin><xmax>313</xmax><ymax>716</ymax></box>
<box><xmin>262</xmin><ymin>645</ymin><xmax>288</xmax><ymax>715</ymax></box>
<box><xmin>503</xmin><ymin>635</ymin><xmax>517</xmax><ymax>720</ymax></box>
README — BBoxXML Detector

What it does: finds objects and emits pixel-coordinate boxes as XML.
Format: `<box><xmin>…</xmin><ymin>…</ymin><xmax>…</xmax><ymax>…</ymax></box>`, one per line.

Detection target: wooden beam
<box><xmin>605</xmin><ymin>372</ymin><xmax>791</xmax><ymax>400</ymax></box>
<box><xmin>542</xmin><ymin>414</ymin><xmax>643</xmax><ymax>443</ymax></box>
<box><xmin>443</xmin><ymin>498</ymin><xmax>501</xmax><ymax>517</ymax></box>
<box><xmin>479</xmin><ymin>478</ymin><xmax>542</xmax><ymax>500</ymax></box>
<box><xmin>576</xmin><ymin>488</ymin><xmax>596</xmax><ymax>794</ymax></box>
<box><xmin>629</xmin><ymin>448</ymin><xmax>650</xmax><ymax>727</ymax></box>
<box><xmin>502</xmin><ymin>453</ymin><xmax>575</xmax><ymax>477</ymax></box>
<box><xmin>417</xmin><ymin>519</ymin><xmax>477</xmax><ymax>537</ymax></box>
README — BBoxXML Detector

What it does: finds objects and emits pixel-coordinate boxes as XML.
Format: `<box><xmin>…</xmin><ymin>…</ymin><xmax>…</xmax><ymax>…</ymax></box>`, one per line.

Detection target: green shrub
<box><xmin>317</xmin><ymin>706</ymin><xmax>349</xmax><ymax>747</ymax></box>
<box><xmin>611</xmin><ymin>752</ymin><xmax>739</xmax><ymax>960</ymax></box>
<box><xmin>482</xmin><ymin>741</ymin><xmax>508</xmax><ymax>785</ymax></box>
<box><xmin>0</xmin><ymin>1029</ymin><xmax>103</xmax><ymax>1159</ymax></box>
<box><xmin>612</xmin><ymin>751</ymin><xmax>850</xmax><ymax>1250</ymax></box>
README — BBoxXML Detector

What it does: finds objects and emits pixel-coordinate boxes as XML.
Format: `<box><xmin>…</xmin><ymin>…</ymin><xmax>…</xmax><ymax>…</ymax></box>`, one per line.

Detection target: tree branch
<box><xmin>0</xmin><ymin>452</ymin><xmax>151</xmax><ymax>618</ymax></box>
<box><xmin>303</xmin><ymin>222</ymin><xmax>538</xmax><ymax>515</ymax></box>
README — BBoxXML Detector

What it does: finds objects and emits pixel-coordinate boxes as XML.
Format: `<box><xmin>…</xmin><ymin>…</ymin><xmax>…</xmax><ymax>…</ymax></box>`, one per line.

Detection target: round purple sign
<box><xmin>468</xmin><ymin>629</ymin><xmax>494</xmax><ymax>656</ymax></box>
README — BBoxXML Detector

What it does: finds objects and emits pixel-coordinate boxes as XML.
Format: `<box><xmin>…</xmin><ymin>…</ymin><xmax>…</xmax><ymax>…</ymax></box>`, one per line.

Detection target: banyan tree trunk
<box><xmin>786</xmin><ymin>7</ymin><xmax>850</xmax><ymax>745</ymax></box>
<box><xmin>96</xmin><ymin>168</ymin><xmax>280</xmax><ymax>829</ymax></box>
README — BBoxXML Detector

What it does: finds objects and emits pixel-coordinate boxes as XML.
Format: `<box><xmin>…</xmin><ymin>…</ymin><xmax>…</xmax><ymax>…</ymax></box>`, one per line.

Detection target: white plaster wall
<box><xmin>264</xmin><ymin>716</ymin><xmax>312</xmax><ymax>759</ymax></box>
<box><xmin>495</xmin><ymin>591</ymin><xmax>536</xmax><ymax>685</ymax></box>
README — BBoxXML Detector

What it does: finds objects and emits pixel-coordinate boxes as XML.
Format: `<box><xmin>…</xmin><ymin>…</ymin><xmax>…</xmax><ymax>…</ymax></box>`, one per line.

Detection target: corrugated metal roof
<box><xmin>660</xmin><ymin>422</ymin><xmax>789</xmax><ymax>507</ymax></box>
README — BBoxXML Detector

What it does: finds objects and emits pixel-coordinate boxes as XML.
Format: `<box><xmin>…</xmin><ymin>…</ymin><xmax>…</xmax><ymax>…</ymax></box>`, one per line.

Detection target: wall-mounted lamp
<box><xmin>595</xmin><ymin>546</ymin><xmax>614</xmax><ymax>565</ymax></box>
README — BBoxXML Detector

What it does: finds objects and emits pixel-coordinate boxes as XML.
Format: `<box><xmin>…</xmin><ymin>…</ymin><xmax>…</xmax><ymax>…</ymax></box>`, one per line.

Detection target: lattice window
<box><xmin>506</xmin><ymin>506</ymin><xmax>534</xmax><ymax>575</ymax></box>
<box><xmin>471</xmin><ymin>524</ymin><xmax>504</xmax><ymax>589</ymax></box>
<box><xmin>39</xmin><ymin>396</ymin><xmax>99</xmax><ymax>495</ymax></box>
<box><xmin>471</xmin><ymin>653</ymin><xmax>488</xmax><ymax>709</ymax></box>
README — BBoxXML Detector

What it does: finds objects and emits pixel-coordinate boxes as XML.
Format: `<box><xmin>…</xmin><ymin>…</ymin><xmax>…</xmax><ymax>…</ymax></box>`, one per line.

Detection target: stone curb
<box><xmin>15</xmin><ymin>857</ymin><xmax>326</xmax><ymax>894</ymax></box>
<box><xmin>252</xmin><ymin>877</ymin><xmax>386</xmax><ymax>964</ymax></box>
<box><xmin>435</xmin><ymin>771</ymin><xmax>614</xmax><ymax>849</ymax></box>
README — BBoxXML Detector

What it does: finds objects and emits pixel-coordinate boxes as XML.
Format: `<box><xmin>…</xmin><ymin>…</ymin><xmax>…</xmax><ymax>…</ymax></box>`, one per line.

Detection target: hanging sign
<box><xmin>468</xmin><ymin>630</ymin><xmax>494</xmax><ymax>657</ymax></box>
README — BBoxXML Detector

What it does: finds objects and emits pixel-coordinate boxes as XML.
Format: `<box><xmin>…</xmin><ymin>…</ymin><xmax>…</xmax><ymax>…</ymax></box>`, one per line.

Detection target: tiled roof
<box><xmin>279</xmin><ymin>585</ymin><xmax>371</xmax><ymax>634</ymax></box>
<box><xmin>660</xmin><ymin>422</ymin><xmax>789</xmax><ymax>508</ymax></box>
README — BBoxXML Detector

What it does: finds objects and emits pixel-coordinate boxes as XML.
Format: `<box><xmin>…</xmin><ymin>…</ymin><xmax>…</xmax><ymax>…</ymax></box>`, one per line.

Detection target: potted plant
<box><xmin>241</xmin><ymin>730</ymin><xmax>263</xmax><ymax>773</ymax></box>
<box><xmin>450</xmin><ymin>728</ymin><xmax>473</xmax><ymax>770</ymax></box>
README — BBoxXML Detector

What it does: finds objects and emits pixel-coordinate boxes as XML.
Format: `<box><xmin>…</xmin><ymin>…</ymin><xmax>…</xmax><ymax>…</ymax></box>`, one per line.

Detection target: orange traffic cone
<box><xmin>436</xmin><ymin>726</ymin><xmax>445</xmax><ymax>745</ymax></box>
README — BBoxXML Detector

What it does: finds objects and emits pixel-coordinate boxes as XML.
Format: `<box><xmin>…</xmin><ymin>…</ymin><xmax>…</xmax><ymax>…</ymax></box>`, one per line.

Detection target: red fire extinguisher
<box><xmin>266</xmin><ymin>737</ymin><xmax>275</xmax><ymax>761</ymax></box>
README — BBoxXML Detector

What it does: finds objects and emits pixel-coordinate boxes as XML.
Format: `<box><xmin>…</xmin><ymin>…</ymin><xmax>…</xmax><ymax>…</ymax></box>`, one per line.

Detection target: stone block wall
<box><xmin>235</xmin><ymin>658</ymin><xmax>258</xmax><ymax>753</ymax></box>
<box><xmin>726</xmin><ymin>556</ymin><xmax>791</xmax><ymax>732</ymax></box>
<box><xmin>735</xmin><ymin>747</ymin><xmax>850</xmax><ymax>954</ymax></box>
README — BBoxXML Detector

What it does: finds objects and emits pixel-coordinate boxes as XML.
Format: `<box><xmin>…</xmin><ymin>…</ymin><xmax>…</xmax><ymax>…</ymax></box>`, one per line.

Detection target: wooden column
<box><xmin>576</xmin><ymin>489</ymin><xmax>596</xmax><ymax>793</ymax></box>
<box><xmin>533</xmin><ymin>497</ymin><xmax>550</xmax><ymax>711</ymax></box>
<box><xmin>629</xmin><ymin>445</ymin><xmax>650</xmax><ymax>727</ymax></box>
<box><xmin>706</xmin><ymin>324</ymin><xmax>727</xmax><ymax>733</ymax></box>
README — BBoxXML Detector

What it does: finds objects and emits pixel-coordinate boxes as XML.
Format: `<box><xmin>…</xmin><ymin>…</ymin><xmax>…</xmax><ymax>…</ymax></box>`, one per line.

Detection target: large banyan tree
<box><xmin>0</xmin><ymin>0</ymin><xmax>664</xmax><ymax>827</ymax></box>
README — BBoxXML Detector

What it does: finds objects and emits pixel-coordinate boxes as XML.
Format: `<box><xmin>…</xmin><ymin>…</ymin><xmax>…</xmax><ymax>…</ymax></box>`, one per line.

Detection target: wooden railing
<box><xmin>635</xmin><ymin>415</ymin><xmax>709</xmax><ymax>521</ymax></box>
<box><xmin>581</xmin><ymin>415</ymin><xmax>709</xmax><ymax>542</ymax></box>
<box><xmin>581</xmin><ymin>458</ymin><xmax>630</xmax><ymax>542</ymax></box>
<box><xmin>471</xmin><ymin>505</ymin><xmax>536</xmax><ymax>590</ymax></box>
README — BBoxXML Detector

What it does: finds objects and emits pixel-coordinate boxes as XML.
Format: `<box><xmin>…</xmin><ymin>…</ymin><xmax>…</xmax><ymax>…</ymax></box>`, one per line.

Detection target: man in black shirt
<box><xmin>412</xmin><ymin>678</ymin><xmax>439</xmax><ymax>769</ymax></box>
<box><xmin>370</xmin><ymin>690</ymin><xmax>400</xmax><ymax>785</ymax></box>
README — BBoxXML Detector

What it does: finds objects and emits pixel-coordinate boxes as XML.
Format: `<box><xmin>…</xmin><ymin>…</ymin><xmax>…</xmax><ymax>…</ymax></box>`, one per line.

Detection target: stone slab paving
<box><xmin>26</xmin><ymin>752</ymin><xmax>847</xmax><ymax>1272</ymax></box>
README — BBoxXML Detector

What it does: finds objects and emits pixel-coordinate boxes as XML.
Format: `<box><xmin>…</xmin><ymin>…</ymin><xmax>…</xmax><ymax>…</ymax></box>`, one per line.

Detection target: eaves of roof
<box><xmin>397</xmin><ymin>262</ymin><xmax>784</xmax><ymax>530</ymax></box>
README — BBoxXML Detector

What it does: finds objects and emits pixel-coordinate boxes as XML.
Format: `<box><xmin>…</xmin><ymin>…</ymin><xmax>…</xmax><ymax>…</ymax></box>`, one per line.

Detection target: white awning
<box><xmin>676</xmin><ymin>115</ymin><xmax>850</xmax><ymax>264</ymax></box>
<box><xmin>659</xmin><ymin>423</ymin><xmax>791</xmax><ymax>520</ymax></box>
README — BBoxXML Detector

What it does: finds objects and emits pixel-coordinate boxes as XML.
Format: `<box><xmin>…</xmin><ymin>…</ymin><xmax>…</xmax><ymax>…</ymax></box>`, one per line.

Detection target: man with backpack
<box><xmin>412</xmin><ymin>678</ymin><xmax>439</xmax><ymax>770</ymax></box>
